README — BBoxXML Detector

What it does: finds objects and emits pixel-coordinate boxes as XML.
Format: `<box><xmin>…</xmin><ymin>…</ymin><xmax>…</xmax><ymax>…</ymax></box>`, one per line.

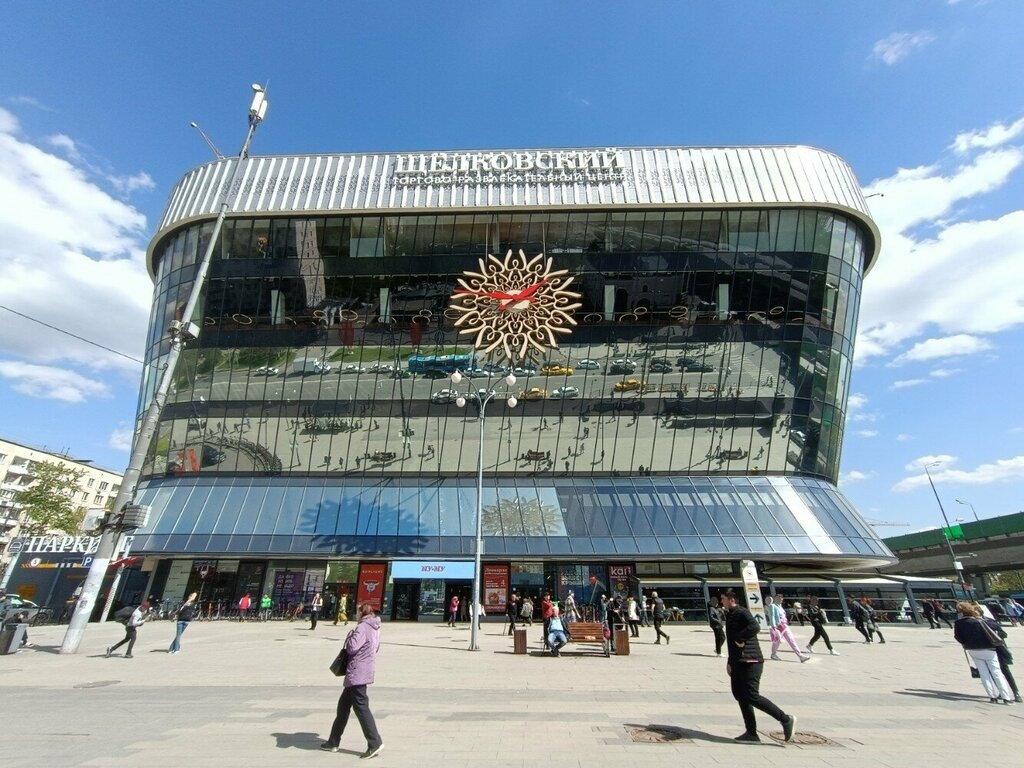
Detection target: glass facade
<box><xmin>141</xmin><ymin>208</ymin><xmax>864</xmax><ymax>485</ymax></box>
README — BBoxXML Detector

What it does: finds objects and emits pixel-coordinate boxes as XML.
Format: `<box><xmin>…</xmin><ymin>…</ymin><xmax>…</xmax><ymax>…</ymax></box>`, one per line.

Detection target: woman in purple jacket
<box><xmin>321</xmin><ymin>603</ymin><xmax>384</xmax><ymax>758</ymax></box>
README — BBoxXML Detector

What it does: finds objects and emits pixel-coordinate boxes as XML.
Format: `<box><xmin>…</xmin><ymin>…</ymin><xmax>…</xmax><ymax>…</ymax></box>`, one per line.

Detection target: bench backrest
<box><xmin>567</xmin><ymin>621</ymin><xmax>605</xmax><ymax>642</ymax></box>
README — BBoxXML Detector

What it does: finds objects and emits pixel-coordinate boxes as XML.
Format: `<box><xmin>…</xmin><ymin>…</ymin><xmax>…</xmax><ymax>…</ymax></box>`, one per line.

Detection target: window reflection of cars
<box><xmin>520</xmin><ymin>387</ymin><xmax>548</xmax><ymax>400</ymax></box>
<box><xmin>469</xmin><ymin>388</ymin><xmax>496</xmax><ymax>401</ymax></box>
<box><xmin>343</xmin><ymin>364</ymin><xmax>367</xmax><ymax>374</ymax></box>
<box><xmin>1</xmin><ymin>596</ymin><xmax>40</xmax><ymax>623</ymax></box>
<box><xmin>614</xmin><ymin>378</ymin><xmax>649</xmax><ymax>392</ymax></box>
<box><xmin>511</xmin><ymin>366</ymin><xmax>538</xmax><ymax>377</ymax></box>
<box><xmin>201</xmin><ymin>445</ymin><xmax>227</xmax><ymax>466</ymax></box>
<box><xmin>649</xmin><ymin>359</ymin><xmax>673</xmax><ymax>373</ymax></box>
<box><xmin>255</xmin><ymin>366</ymin><xmax>279</xmax><ymax>375</ymax></box>
<box><xmin>576</xmin><ymin>359</ymin><xmax>601</xmax><ymax>370</ymax></box>
<box><xmin>680</xmin><ymin>363</ymin><xmax>714</xmax><ymax>373</ymax></box>
<box><xmin>391</xmin><ymin>369</ymin><xmax>412</xmax><ymax>379</ymax></box>
<box><xmin>431</xmin><ymin>389</ymin><xmax>459</xmax><ymax>404</ymax></box>
<box><xmin>609</xmin><ymin>360</ymin><xmax>636</xmax><ymax>374</ymax></box>
<box><xmin>550</xmin><ymin>386</ymin><xmax>580</xmax><ymax>399</ymax></box>
<box><xmin>422</xmin><ymin>368</ymin><xmax>449</xmax><ymax>380</ymax></box>
<box><xmin>464</xmin><ymin>368</ymin><xmax>489</xmax><ymax>378</ymax></box>
<box><xmin>541</xmin><ymin>364</ymin><xmax>574</xmax><ymax>376</ymax></box>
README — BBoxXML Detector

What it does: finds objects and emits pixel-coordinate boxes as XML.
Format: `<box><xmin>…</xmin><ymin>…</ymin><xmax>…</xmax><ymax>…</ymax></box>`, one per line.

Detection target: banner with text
<box><xmin>483</xmin><ymin>565</ymin><xmax>510</xmax><ymax>613</ymax></box>
<box><xmin>356</xmin><ymin>563</ymin><xmax>388</xmax><ymax>611</ymax></box>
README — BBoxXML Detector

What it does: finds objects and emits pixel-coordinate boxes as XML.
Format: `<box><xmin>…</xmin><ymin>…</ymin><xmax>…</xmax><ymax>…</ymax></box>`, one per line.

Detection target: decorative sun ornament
<box><xmin>450</xmin><ymin>250</ymin><xmax>582</xmax><ymax>360</ymax></box>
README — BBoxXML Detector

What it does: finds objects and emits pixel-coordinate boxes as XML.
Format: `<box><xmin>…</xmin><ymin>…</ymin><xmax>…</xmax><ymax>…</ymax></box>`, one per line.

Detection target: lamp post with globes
<box><xmin>450</xmin><ymin>368</ymin><xmax>517</xmax><ymax>651</ymax></box>
<box><xmin>923</xmin><ymin>461</ymin><xmax>967</xmax><ymax>595</ymax></box>
<box><xmin>955</xmin><ymin>498</ymin><xmax>980</xmax><ymax>522</ymax></box>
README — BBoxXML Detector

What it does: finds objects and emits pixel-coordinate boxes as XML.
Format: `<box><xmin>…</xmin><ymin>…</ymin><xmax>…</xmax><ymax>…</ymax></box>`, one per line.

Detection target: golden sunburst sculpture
<box><xmin>450</xmin><ymin>250</ymin><xmax>582</xmax><ymax>360</ymax></box>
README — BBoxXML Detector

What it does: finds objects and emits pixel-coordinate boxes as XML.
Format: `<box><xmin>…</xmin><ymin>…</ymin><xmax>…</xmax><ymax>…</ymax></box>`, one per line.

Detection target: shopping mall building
<box><xmin>125</xmin><ymin>144</ymin><xmax>932</xmax><ymax>623</ymax></box>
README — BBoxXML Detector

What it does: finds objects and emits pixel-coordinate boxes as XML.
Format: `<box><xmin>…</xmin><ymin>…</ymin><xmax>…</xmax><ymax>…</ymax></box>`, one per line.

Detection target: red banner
<box><xmin>356</xmin><ymin>563</ymin><xmax>388</xmax><ymax>611</ymax></box>
<box><xmin>483</xmin><ymin>565</ymin><xmax>509</xmax><ymax>613</ymax></box>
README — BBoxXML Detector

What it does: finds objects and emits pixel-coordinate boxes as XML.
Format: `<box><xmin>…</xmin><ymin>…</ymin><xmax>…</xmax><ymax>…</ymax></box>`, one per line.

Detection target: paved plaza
<box><xmin>2</xmin><ymin>618</ymin><xmax>1021</xmax><ymax>767</ymax></box>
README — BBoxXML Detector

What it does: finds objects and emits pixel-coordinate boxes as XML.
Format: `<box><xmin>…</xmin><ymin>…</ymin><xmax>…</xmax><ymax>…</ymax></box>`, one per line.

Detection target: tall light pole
<box><xmin>450</xmin><ymin>368</ymin><xmax>517</xmax><ymax>651</ymax></box>
<box><xmin>60</xmin><ymin>84</ymin><xmax>269</xmax><ymax>654</ymax></box>
<box><xmin>955</xmin><ymin>498</ymin><xmax>980</xmax><ymax>522</ymax></box>
<box><xmin>923</xmin><ymin>462</ymin><xmax>967</xmax><ymax>595</ymax></box>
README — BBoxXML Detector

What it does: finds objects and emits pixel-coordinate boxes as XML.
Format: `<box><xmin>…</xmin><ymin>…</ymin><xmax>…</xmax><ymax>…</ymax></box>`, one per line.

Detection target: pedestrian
<box><xmin>848</xmin><ymin>597</ymin><xmax>884</xmax><ymax>643</ymax></box>
<box><xmin>325</xmin><ymin>591</ymin><xmax>337</xmax><ymax>623</ymax></box>
<box><xmin>953</xmin><ymin>601</ymin><xmax>1015</xmax><ymax>704</ymax></box>
<box><xmin>448</xmin><ymin>595</ymin><xmax>459</xmax><ymax>627</ymax></box>
<box><xmin>564</xmin><ymin>590</ymin><xmax>580</xmax><ymax>623</ymax></box>
<box><xmin>520</xmin><ymin>596</ymin><xmax>534</xmax><ymax>626</ymax></box>
<box><xmin>993</xmin><ymin>625</ymin><xmax>1021</xmax><ymax>703</ymax></box>
<box><xmin>506</xmin><ymin>594</ymin><xmax>518</xmax><ymax>636</ymax></box>
<box><xmin>260</xmin><ymin>593</ymin><xmax>272</xmax><ymax>621</ymax></box>
<box><xmin>310</xmin><ymin>592</ymin><xmax>323</xmax><ymax>630</ymax></box>
<box><xmin>473</xmin><ymin>600</ymin><xmax>485</xmax><ymax>629</ymax></box>
<box><xmin>922</xmin><ymin>599</ymin><xmax>940</xmax><ymax>629</ymax></box>
<box><xmin>320</xmin><ymin>602</ymin><xmax>384</xmax><ymax>759</ymax></box>
<box><xmin>626</xmin><ymin>596</ymin><xmax>640</xmax><ymax>638</ymax></box>
<box><xmin>238</xmin><ymin>593</ymin><xmax>251</xmax><ymax>621</ymax></box>
<box><xmin>651</xmin><ymin>591</ymin><xmax>670</xmax><ymax>645</ymax></box>
<box><xmin>722</xmin><ymin>589</ymin><xmax>797</xmax><ymax>743</ymax></box>
<box><xmin>708</xmin><ymin>594</ymin><xmax>726</xmax><ymax>657</ymax></box>
<box><xmin>791</xmin><ymin>600</ymin><xmax>806</xmax><ymax>627</ymax></box>
<box><xmin>804</xmin><ymin>596</ymin><xmax>837</xmax><ymax>655</ymax></box>
<box><xmin>933</xmin><ymin>600</ymin><xmax>953</xmax><ymax>629</ymax></box>
<box><xmin>2</xmin><ymin>611</ymin><xmax>31</xmax><ymax>650</ymax></box>
<box><xmin>107</xmin><ymin>601</ymin><xmax>149</xmax><ymax>659</ymax></box>
<box><xmin>337</xmin><ymin>593</ymin><xmax>349</xmax><ymax>626</ymax></box>
<box><xmin>167</xmin><ymin>592</ymin><xmax>197</xmax><ymax>654</ymax></box>
<box><xmin>547</xmin><ymin>606</ymin><xmax>570</xmax><ymax>656</ymax></box>
<box><xmin>541</xmin><ymin>592</ymin><xmax>555</xmax><ymax>648</ymax></box>
<box><xmin>766</xmin><ymin>595</ymin><xmax>809</xmax><ymax>662</ymax></box>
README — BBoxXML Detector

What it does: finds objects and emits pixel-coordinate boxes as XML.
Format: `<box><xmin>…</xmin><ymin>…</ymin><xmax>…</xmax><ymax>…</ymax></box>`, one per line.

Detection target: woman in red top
<box><xmin>448</xmin><ymin>595</ymin><xmax>459</xmax><ymax>627</ymax></box>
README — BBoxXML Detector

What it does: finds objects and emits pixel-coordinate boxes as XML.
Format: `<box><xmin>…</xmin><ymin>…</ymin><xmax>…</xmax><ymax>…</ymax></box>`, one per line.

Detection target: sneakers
<box><xmin>666</xmin><ymin>635</ymin><xmax>670</xmax><ymax>645</ymax></box>
<box><xmin>124</xmin><ymin>654</ymin><xmax>134</xmax><ymax>659</ymax></box>
<box><xmin>320</xmin><ymin>743</ymin><xmax>339</xmax><ymax>752</ymax></box>
<box><xmin>770</xmin><ymin>653</ymin><xmax>781</xmax><ymax>661</ymax></box>
<box><xmin>1016</xmin><ymin>694</ymin><xmax>1023</xmax><ymax>703</ymax></box>
<box><xmin>805</xmin><ymin>645</ymin><xmax>814</xmax><ymax>654</ymax></box>
<box><xmin>733</xmin><ymin>732</ymin><xmax>761</xmax><ymax>743</ymax></box>
<box><xmin>360</xmin><ymin>744</ymin><xmax>383</xmax><ymax>760</ymax></box>
<box><xmin>799</xmin><ymin>655</ymin><xmax>810</xmax><ymax>663</ymax></box>
<box><xmin>782</xmin><ymin>715</ymin><xmax>796</xmax><ymax>742</ymax></box>
<box><xmin>829</xmin><ymin>649</ymin><xmax>840</xmax><ymax>656</ymax></box>
<box><xmin>105</xmin><ymin>647</ymin><xmax>112</xmax><ymax>658</ymax></box>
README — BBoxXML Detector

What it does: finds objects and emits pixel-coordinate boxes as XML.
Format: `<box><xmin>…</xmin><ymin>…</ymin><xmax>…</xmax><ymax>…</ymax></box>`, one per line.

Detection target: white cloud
<box><xmin>107</xmin><ymin>425</ymin><xmax>135</xmax><ymax>452</ymax></box>
<box><xmin>839</xmin><ymin>470</ymin><xmax>873</xmax><ymax>486</ymax></box>
<box><xmin>930</xmin><ymin>367</ymin><xmax>963</xmax><ymax>378</ymax></box>
<box><xmin>0</xmin><ymin>107</ymin><xmax>152</xmax><ymax>382</ymax></box>
<box><xmin>952</xmin><ymin>116</ymin><xmax>1024</xmax><ymax>154</ymax></box>
<box><xmin>904</xmin><ymin>454</ymin><xmax>958</xmax><ymax>472</ymax></box>
<box><xmin>871</xmin><ymin>31</ymin><xmax>936</xmax><ymax>65</ymax></box>
<box><xmin>845</xmin><ymin>392</ymin><xmax>877</xmax><ymax>422</ymax></box>
<box><xmin>7</xmin><ymin>95</ymin><xmax>53</xmax><ymax>112</ymax></box>
<box><xmin>894</xmin><ymin>454</ymin><xmax>1024</xmax><ymax>492</ymax></box>
<box><xmin>856</xmin><ymin>429</ymin><xmax>879</xmax><ymax>438</ymax></box>
<box><xmin>896</xmin><ymin>433</ymin><xmax>914</xmax><ymax>442</ymax></box>
<box><xmin>108</xmin><ymin>171</ymin><xmax>155</xmax><ymax>195</ymax></box>
<box><xmin>891</xmin><ymin>334</ymin><xmax>993</xmax><ymax>365</ymax></box>
<box><xmin>856</xmin><ymin>125</ymin><xmax>1024</xmax><ymax>364</ymax></box>
<box><xmin>47</xmin><ymin>133</ymin><xmax>80</xmax><ymax>161</ymax></box>
<box><xmin>0</xmin><ymin>361</ymin><xmax>110</xmax><ymax>402</ymax></box>
<box><xmin>890</xmin><ymin>378</ymin><xmax>928</xmax><ymax>390</ymax></box>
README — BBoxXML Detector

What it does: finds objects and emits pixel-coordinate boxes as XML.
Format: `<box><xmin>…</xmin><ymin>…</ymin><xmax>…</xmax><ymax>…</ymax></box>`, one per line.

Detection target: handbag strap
<box><xmin>974</xmin><ymin>617</ymin><xmax>1004</xmax><ymax>646</ymax></box>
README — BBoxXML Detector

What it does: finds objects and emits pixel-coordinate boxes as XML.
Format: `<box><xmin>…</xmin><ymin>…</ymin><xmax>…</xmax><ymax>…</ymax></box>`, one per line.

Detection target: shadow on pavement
<box><xmin>270</xmin><ymin>731</ymin><xmax>323</xmax><ymax>751</ymax></box>
<box><xmin>896</xmin><ymin>688</ymin><xmax>988</xmax><ymax>703</ymax></box>
<box><xmin>623</xmin><ymin>722</ymin><xmax>752</xmax><ymax>746</ymax></box>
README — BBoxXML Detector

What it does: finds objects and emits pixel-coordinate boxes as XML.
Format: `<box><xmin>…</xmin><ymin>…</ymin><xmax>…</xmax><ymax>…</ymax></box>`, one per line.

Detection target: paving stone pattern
<box><xmin>1</xmin><ymin>619</ymin><xmax>1021</xmax><ymax>767</ymax></box>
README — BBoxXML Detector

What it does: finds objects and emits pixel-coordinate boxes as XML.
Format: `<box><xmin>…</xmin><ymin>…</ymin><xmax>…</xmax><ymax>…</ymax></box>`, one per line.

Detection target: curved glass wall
<box><xmin>141</xmin><ymin>208</ymin><xmax>866</xmax><ymax>485</ymax></box>
<box><xmin>132</xmin><ymin>475</ymin><xmax>889</xmax><ymax>564</ymax></box>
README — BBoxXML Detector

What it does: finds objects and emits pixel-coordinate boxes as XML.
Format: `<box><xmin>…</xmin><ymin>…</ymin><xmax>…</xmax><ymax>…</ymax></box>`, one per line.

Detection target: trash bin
<box><xmin>613</xmin><ymin>623</ymin><xmax>630</xmax><ymax>655</ymax></box>
<box><xmin>0</xmin><ymin>624</ymin><xmax>27</xmax><ymax>655</ymax></box>
<box><xmin>513</xmin><ymin>628</ymin><xmax>528</xmax><ymax>655</ymax></box>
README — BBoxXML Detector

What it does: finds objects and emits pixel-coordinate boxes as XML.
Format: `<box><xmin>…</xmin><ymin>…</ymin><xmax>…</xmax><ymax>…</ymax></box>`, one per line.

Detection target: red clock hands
<box><xmin>507</xmin><ymin>279</ymin><xmax>546</xmax><ymax>304</ymax></box>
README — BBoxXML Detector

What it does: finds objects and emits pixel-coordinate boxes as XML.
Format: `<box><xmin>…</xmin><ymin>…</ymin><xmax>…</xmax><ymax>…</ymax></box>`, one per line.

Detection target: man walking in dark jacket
<box><xmin>651</xmin><ymin>591</ymin><xmax>670</xmax><ymax>645</ymax></box>
<box><xmin>723</xmin><ymin>589</ymin><xmax>796</xmax><ymax>743</ymax></box>
<box><xmin>708</xmin><ymin>595</ymin><xmax>726</xmax><ymax>657</ymax></box>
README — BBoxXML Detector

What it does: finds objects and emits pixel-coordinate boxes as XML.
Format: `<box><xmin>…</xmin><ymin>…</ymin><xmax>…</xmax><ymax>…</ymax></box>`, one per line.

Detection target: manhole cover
<box><xmin>73</xmin><ymin>680</ymin><xmax>120</xmax><ymax>689</ymax></box>
<box><xmin>767</xmin><ymin>730</ymin><xmax>836</xmax><ymax>746</ymax></box>
<box><xmin>626</xmin><ymin>725</ymin><xmax>692</xmax><ymax>743</ymax></box>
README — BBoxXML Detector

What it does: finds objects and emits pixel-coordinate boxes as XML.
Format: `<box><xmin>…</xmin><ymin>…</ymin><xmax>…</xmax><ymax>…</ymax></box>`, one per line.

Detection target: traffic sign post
<box><xmin>741</xmin><ymin>560</ymin><xmax>767</xmax><ymax>629</ymax></box>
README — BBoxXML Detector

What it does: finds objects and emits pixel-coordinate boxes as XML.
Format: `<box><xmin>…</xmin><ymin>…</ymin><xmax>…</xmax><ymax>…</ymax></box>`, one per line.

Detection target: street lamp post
<box><xmin>924</xmin><ymin>462</ymin><xmax>967</xmax><ymax>595</ymax></box>
<box><xmin>60</xmin><ymin>84</ymin><xmax>269</xmax><ymax>654</ymax></box>
<box><xmin>955</xmin><ymin>498</ymin><xmax>980</xmax><ymax>522</ymax></box>
<box><xmin>451</xmin><ymin>369</ymin><xmax>517</xmax><ymax>651</ymax></box>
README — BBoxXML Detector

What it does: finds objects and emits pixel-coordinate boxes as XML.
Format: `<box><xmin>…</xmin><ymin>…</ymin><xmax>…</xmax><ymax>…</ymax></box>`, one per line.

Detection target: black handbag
<box><xmin>329</xmin><ymin>647</ymin><xmax>349</xmax><ymax>677</ymax></box>
<box><xmin>964</xmin><ymin>650</ymin><xmax>980</xmax><ymax>678</ymax></box>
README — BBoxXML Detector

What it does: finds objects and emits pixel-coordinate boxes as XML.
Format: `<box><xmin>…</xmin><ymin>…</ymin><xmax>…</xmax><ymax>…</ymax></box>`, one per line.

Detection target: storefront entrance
<box><xmin>444</xmin><ymin>581</ymin><xmax>473</xmax><ymax>623</ymax></box>
<box><xmin>391</xmin><ymin>581</ymin><xmax>420</xmax><ymax>621</ymax></box>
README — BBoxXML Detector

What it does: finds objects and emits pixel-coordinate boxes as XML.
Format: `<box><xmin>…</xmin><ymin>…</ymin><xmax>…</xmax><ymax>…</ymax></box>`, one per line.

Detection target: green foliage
<box><xmin>235</xmin><ymin>347</ymin><xmax>287</xmax><ymax>367</ymax></box>
<box><xmin>13</xmin><ymin>461</ymin><xmax>87</xmax><ymax>535</ymax></box>
<box><xmin>986</xmin><ymin>571</ymin><xmax>1024</xmax><ymax>594</ymax></box>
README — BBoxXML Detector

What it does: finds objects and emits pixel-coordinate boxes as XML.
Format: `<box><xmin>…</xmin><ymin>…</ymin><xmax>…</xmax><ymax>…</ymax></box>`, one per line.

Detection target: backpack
<box><xmin>114</xmin><ymin>606</ymin><xmax>135</xmax><ymax>624</ymax></box>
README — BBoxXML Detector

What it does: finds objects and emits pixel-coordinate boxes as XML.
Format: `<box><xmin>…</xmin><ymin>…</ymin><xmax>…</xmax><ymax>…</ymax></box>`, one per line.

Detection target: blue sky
<box><xmin>1</xmin><ymin>1</ymin><xmax>1022</xmax><ymax>534</ymax></box>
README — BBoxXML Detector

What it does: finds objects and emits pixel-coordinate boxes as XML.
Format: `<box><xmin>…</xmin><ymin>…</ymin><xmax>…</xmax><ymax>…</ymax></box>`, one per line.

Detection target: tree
<box><xmin>13</xmin><ymin>461</ymin><xmax>87</xmax><ymax>536</ymax></box>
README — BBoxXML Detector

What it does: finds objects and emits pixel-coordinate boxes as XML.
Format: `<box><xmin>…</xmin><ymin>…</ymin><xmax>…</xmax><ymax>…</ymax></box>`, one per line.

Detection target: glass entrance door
<box><xmin>391</xmin><ymin>581</ymin><xmax>420</xmax><ymax>621</ymax></box>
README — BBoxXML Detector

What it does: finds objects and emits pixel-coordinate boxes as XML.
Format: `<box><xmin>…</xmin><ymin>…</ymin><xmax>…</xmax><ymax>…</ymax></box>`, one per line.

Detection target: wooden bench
<box><xmin>564</xmin><ymin>621</ymin><xmax>610</xmax><ymax>657</ymax></box>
